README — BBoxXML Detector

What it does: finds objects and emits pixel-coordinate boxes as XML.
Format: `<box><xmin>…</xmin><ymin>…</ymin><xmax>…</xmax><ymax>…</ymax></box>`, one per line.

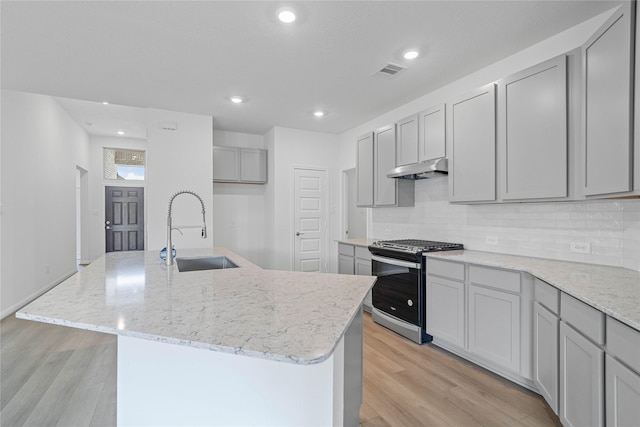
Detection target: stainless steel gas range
<box><xmin>368</xmin><ymin>239</ymin><xmax>463</xmax><ymax>344</ymax></box>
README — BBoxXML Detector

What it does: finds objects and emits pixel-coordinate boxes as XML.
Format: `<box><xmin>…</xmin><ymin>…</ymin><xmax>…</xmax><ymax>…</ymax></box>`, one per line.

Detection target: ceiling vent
<box><xmin>159</xmin><ymin>121</ymin><xmax>178</xmax><ymax>131</ymax></box>
<box><xmin>373</xmin><ymin>62</ymin><xmax>407</xmax><ymax>79</ymax></box>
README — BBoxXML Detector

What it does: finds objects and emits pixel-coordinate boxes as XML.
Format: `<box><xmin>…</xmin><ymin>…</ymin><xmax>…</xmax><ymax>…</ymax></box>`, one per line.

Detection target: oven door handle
<box><xmin>371</xmin><ymin>255</ymin><xmax>420</xmax><ymax>269</ymax></box>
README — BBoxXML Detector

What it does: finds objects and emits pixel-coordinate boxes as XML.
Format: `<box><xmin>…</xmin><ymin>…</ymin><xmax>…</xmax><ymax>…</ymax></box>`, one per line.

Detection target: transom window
<box><xmin>104</xmin><ymin>149</ymin><xmax>145</xmax><ymax>181</ymax></box>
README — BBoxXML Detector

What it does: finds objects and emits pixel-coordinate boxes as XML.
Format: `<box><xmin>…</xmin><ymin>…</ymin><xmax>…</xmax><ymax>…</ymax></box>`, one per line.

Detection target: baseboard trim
<box><xmin>1</xmin><ymin>269</ymin><xmax>77</xmax><ymax>320</ymax></box>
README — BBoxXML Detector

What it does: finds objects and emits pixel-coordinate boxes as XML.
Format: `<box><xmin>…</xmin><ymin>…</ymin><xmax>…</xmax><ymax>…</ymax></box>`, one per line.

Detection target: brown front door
<box><xmin>105</xmin><ymin>186</ymin><xmax>144</xmax><ymax>252</ymax></box>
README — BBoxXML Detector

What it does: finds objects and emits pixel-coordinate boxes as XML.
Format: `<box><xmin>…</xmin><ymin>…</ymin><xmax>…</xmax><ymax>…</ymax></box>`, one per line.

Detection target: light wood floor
<box><xmin>1</xmin><ymin>312</ymin><xmax>561</xmax><ymax>426</ymax></box>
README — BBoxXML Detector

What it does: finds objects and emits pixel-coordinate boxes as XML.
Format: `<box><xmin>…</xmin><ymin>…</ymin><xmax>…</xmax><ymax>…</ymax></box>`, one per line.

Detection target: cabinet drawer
<box><xmin>535</xmin><ymin>279</ymin><xmax>560</xmax><ymax>314</ymax></box>
<box><xmin>607</xmin><ymin>317</ymin><xmax>640</xmax><ymax>373</ymax></box>
<box><xmin>426</xmin><ymin>258</ymin><xmax>464</xmax><ymax>281</ymax></box>
<box><xmin>338</xmin><ymin>243</ymin><xmax>355</xmax><ymax>257</ymax></box>
<box><xmin>560</xmin><ymin>293</ymin><xmax>605</xmax><ymax>345</ymax></box>
<box><xmin>469</xmin><ymin>265</ymin><xmax>520</xmax><ymax>293</ymax></box>
<box><xmin>355</xmin><ymin>246</ymin><xmax>371</xmax><ymax>260</ymax></box>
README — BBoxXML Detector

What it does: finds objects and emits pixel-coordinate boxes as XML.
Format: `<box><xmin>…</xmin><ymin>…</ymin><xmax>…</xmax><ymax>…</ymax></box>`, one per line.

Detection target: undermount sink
<box><xmin>176</xmin><ymin>256</ymin><xmax>239</xmax><ymax>272</ymax></box>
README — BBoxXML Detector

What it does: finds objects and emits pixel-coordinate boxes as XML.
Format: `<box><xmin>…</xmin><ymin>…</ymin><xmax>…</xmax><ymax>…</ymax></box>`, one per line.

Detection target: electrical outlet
<box><xmin>486</xmin><ymin>235</ymin><xmax>498</xmax><ymax>245</ymax></box>
<box><xmin>570</xmin><ymin>242</ymin><xmax>591</xmax><ymax>254</ymax></box>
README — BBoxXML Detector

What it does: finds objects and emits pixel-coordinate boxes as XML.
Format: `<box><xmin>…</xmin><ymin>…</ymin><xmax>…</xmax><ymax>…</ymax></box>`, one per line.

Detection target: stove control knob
<box><xmin>407</xmin><ymin>299</ymin><xmax>413</xmax><ymax>307</ymax></box>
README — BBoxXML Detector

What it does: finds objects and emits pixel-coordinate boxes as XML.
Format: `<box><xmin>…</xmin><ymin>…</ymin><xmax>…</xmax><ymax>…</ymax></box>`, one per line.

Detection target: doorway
<box><xmin>293</xmin><ymin>168</ymin><xmax>328</xmax><ymax>272</ymax></box>
<box><xmin>105</xmin><ymin>186</ymin><xmax>144</xmax><ymax>252</ymax></box>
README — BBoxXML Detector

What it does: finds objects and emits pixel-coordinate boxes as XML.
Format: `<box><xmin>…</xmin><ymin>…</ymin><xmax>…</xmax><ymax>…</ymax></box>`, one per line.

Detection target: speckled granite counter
<box><xmin>336</xmin><ymin>238</ymin><xmax>377</xmax><ymax>248</ymax></box>
<box><xmin>17</xmin><ymin>247</ymin><xmax>376</xmax><ymax>365</ymax></box>
<box><xmin>425</xmin><ymin>250</ymin><xmax>640</xmax><ymax>331</ymax></box>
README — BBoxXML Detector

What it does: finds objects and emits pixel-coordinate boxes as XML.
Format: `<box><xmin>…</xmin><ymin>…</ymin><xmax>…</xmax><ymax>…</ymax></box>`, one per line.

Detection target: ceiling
<box><xmin>1</xmin><ymin>1</ymin><xmax>621</xmax><ymax>138</ymax></box>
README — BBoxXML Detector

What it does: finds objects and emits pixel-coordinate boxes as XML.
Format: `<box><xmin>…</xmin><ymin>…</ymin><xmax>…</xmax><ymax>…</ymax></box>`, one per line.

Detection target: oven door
<box><xmin>371</xmin><ymin>255</ymin><xmax>421</xmax><ymax>326</ymax></box>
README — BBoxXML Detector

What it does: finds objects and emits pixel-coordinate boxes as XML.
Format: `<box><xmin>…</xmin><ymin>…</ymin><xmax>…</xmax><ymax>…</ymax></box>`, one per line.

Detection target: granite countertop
<box><xmin>425</xmin><ymin>250</ymin><xmax>640</xmax><ymax>331</ymax></box>
<box><xmin>336</xmin><ymin>238</ymin><xmax>377</xmax><ymax>248</ymax></box>
<box><xmin>16</xmin><ymin>248</ymin><xmax>376</xmax><ymax>365</ymax></box>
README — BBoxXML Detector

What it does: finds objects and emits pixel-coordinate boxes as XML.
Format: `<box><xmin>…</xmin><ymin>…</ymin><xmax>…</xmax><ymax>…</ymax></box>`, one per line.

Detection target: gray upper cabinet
<box><xmin>396</xmin><ymin>114</ymin><xmax>419</xmax><ymax>167</ymax></box>
<box><xmin>499</xmin><ymin>55</ymin><xmax>568</xmax><ymax>200</ymax></box>
<box><xmin>356</xmin><ymin>132</ymin><xmax>374</xmax><ymax>207</ymax></box>
<box><xmin>213</xmin><ymin>146</ymin><xmax>239</xmax><ymax>182</ymax></box>
<box><xmin>448</xmin><ymin>83</ymin><xmax>497</xmax><ymax>203</ymax></box>
<box><xmin>583</xmin><ymin>2</ymin><xmax>635</xmax><ymax>196</ymax></box>
<box><xmin>419</xmin><ymin>104</ymin><xmax>446</xmax><ymax>162</ymax></box>
<box><xmin>374</xmin><ymin>125</ymin><xmax>399</xmax><ymax>206</ymax></box>
<box><xmin>213</xmin><ymin>146</ymin><xmax>267</xmax><ymax>184</ymax></box>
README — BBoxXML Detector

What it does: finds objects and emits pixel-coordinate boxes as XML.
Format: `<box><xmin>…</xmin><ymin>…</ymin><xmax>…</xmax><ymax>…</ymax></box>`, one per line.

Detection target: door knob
<box><xmin>296</xmin><ymin>232</ymin><xmax>304</xmax><ymax>236</ymax></box>
<box><xmin>105</xmin><ymin>225</ymin><xmax>112</xmax><ymax>230</ymax></box>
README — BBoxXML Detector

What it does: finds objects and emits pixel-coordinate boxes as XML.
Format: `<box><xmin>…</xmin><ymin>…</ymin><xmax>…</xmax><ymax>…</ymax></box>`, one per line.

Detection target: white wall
<box><xmin>212</xmin><ymin>130</ymin><xmax>266</xmax><ymax>267</ymax></box>
<box><xmin>145</xmin><ymin>109</ymin><xmax>213</xmax><ymax>252</ymax></box>
<box><xmin>265</xmin><ymin>127</ymin><xmax>341</xmax><ymax>272</ymax></box>
<box><xmin>1</xmin><ymin>90</ymin><xmax>90</xmax><ymax>317</ymax></box>
<box><xmin>338</xmin><ymin>7</ymin><xmax>640</xmax><ymax>271</ymax></box>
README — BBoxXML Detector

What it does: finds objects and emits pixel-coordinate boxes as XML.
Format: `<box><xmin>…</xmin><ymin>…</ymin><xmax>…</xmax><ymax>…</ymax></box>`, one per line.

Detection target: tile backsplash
<box><xmin>370</xmin><ymin>176</ymin><xmax>640</xmax><ymax>272</ymax></box>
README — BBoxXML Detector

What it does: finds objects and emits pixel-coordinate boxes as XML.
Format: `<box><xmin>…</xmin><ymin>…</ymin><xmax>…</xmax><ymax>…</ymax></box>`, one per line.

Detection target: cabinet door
<box><xmin>468</xmin><ymin>284</ymin><xmax>520</xmax><ymax>373</ymax></box>
<box><xmin>426</xmin><ymin>275</ymin><xmax>465</xmax><ymax>349</ymax></box>
<box><xmin>355</xmin><ymin>258</ymin><xmax>371</xmax><ymax>276</ymax></box>
<box><xmin>338</xmin><ymin>254</ymin><xmax>355</xmax><ymax>275</ymax></box>
<box><xmin>449</xmin><ymin>84</ymin><xmax>496</xmax><ymax>202</ymax></box>
<box><xmin>559</xmin><ymin>321</ymin><xmax>604</xmax><ymax>427</ymax></box>
<box><xmin>419</xmin><ymin>104</ymin><xmax>446</xmax><ymax>162</ymax></box>
<box><xmin>583</xmin><ymin>2</ymin><xmax>635</xmax><ymax>196</ymax></box>
<box><xmin>533</xmin><ymin>302</ymin><xmax>559</xmax><ymax>415</ymax></box>
<box><xmin>356</xmin><ymin>132</ymin><xmax>374</xmax><ymax>207</ymax></box>
<box><xmin>374</xmin><ymin>125</ymin><xmax>397</xmax><ymax>206</ymax></box>
<box><xmin>239</xmin><ymin>148</ymin><xmax>267</xmax><ymax>183</ymax></box>
<box><xmin>213</xmin><ymin>146</ymin><xmax>239</xmax><ymax>182</ymax></box>
<box><xmin>396</xmin><ymin>114</ymin><xmax>419</xmax><ymax>167</ymax></box>
<box><xmin>606</xmin><ymin>355</ymin><xmax>640</xmax><ymax>427</ymax></box>
<box><xmin>500</xmin><ymin>55</ymin><xmax>567</xmax><ymax>200</ymax></box>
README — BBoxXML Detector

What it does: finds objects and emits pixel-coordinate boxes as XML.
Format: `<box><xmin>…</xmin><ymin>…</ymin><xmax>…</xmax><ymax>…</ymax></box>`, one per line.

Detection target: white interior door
<box><xmin>294</xmin><ymin>168</ymin><xmax>328</xmax><ymax>272</ymax></box>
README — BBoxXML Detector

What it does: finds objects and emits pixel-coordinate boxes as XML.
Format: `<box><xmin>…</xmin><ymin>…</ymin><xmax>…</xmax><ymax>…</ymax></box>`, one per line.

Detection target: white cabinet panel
<box><xmin>356</xmin><ymin>132</ymin><xmax>374</xmax><ymax>207</ymax></box>
<box><xmin>239</xmin><ymin>148</ymin><xmax>267</xmax><ymax>183</ymax></box>
<box><xmin>213</xmin><ymin>146</ymin><xmax>239</xmax><ymax>182</ymax></box>
<box><xmin>468</xmin><ymin>284</ymin><xmax>520</xmax><ymax>373</ymax></box>
<box><xmin>426</xmin><ymin>275</ymin><xmax>465</xmax><ymax>349</ymax></box>
<box><xmin>583</xmin><ymin>2</ymin><xmax>635</xmax><ymax>196</ymax></box>
<box><xmin>338</xmin><ymin>254</ymin><xmax>354</xmax><ymax>275</ymax></box>
<box><xmin>419</xmin><ymin>104</ymin><xmax>446</xmax><ymax>162</ymax></box>
<box><xmin>606</xmin><ymin>355</ymin><xmax>640</xmax><ymax>427</ymax></box>
<box><xmin>449</xmin><ymin>84</ymin><xmax>496</xmax><ymax>202</ymax></box>
<box><xmin>396</xmin><ymin>114</ymin><xmax>419</xmax><ymax>167</ymax></box>
<box><xmin>559</xmin><ymin>321</ymin><xmax>604</xmax><ymax>427</ymax></box>
<box><xmin>533</xmin><ymin>302</ymin><xmax>559</xmax><ymax>415</ymax></box>
<box><xmin>500</xmin><ymin>55</ymin><xmax>567</xmax><ymax>200</ymax></box>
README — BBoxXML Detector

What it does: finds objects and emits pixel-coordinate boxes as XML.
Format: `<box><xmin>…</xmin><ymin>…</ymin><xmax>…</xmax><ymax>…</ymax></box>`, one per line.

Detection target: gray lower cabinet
<box><xmin>559</xmin><ymin>321</ymin><xmax>604</xmax><ymax>427</ymax></box>
<box><xmin>468</xmin><ymin>284</ymin><xmax>521</xmax><ymax>373</ymax></box>
<box><xmin>337</xmin><ymin>243</ymin><xmax>372</xmax><ymax>312</ymax></box>
<box><xmin>583</xmin><ymin>2</ymin><xmax>635</xmax><ymax>196</ymax></box>
<box><xmin>499</xmin><ymin>55</ymin><xmax>567</xmax><ymax>200</ymax></box>
<box><xmin>338</xmin><ymin>243</ymin><xmax>355</xmax><ymax>275</ymax></box>
<box><xmin>426</xmin><ymin>274</ymin><xmax>465</xmax><ymax>349</ymax></box>
<box><xmin>533</xmin><ymin>302</ymin><xmax>559</xmax><ymax>415</ymax></box>
<box><xmin>448</xmin><ymin>83</ymin><xmax>497</xmax><ymax>202</ymax></box>
<box><xmin>606</xmin><ymin>355</ymin><xmax>640</xmax><ymax>427</ymax></box>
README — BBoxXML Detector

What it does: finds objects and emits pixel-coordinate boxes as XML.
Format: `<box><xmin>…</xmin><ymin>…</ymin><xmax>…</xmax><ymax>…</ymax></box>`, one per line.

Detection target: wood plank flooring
<box><xmin>1</xmin><ymin>312</ymin><xmax>561</xmax><ymax>426</ymax></box>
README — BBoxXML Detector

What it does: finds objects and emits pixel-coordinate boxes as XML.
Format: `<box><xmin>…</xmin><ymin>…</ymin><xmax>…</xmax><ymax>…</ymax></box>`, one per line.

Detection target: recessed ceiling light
<box><xmin>278</xmin><ymin>9</ymin><xmax>296</xmax><ymax>23</ymax></box>
<box><xmin>403</xmin><ymin>50</ymin><xmax>419</xmax><ymax>60</ymax></box>
<box><xmin>230</xmin><ymin>96</ymin><xmax>243</xmax><ymax>104</ymax></box>
<box><xmin>102</xmin><ymin>101</ymin><xmax>110</xmax><ymax>105</ymax></box>
<box><xmin>117</xmin><ymin>131</ymin><xmax>125</xmax><ymax>135</ymax></box>
<box><xmin>313</xmin><ymin>111</ymin><xmax>325</xmax><ymax>118</ymax></box>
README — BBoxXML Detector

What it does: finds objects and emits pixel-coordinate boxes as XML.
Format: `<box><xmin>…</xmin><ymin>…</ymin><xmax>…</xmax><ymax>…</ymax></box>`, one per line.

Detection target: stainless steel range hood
<box><xmin>387</xmin><ymin>158</ymin><xmax>448</xmax><ymax>180</ymax></box>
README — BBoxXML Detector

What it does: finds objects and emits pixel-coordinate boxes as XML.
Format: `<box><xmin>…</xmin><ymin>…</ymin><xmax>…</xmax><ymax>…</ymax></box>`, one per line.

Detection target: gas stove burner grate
<box><xmin>372</xmin><ymin>239</ymin><xmax>464</xmax><ymax>253</ymax></box>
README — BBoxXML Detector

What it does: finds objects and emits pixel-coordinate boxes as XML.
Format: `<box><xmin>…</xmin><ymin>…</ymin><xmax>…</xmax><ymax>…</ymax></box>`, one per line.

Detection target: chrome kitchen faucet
<box><xmin>166</xmin><ymin>190</ymin><xmax>207</xmax><ymax>266</ymax></box>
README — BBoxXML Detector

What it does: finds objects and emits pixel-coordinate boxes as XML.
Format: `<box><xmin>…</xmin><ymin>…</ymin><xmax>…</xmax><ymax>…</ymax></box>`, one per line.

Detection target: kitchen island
<box><xmin>17</xmin><ymin>248</ymin><xmax>376</xmax><ymax>426</ymax></box>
